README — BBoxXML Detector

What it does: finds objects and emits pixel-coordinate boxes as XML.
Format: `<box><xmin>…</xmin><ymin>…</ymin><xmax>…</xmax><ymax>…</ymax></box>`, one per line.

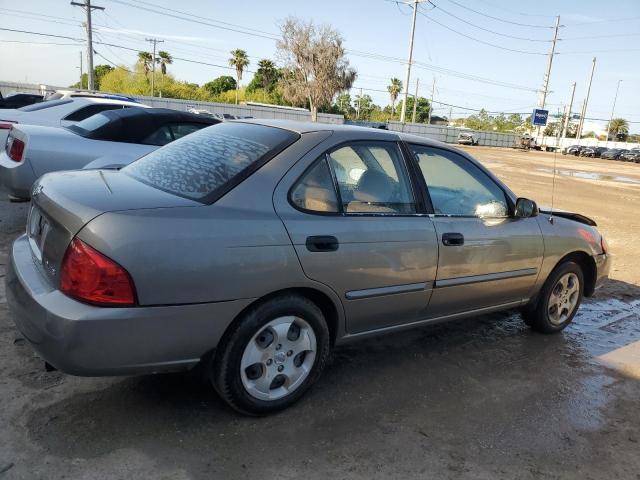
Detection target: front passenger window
<box><xmin>411</xmin><ymin>145</ymin><xmax>508</xmax><ymax>217</ymax></box>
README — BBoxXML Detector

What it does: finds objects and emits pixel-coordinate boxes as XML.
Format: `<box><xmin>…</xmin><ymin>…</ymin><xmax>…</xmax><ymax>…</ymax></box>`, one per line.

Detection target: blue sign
<box><xmin>532</xmin><ymin>108</ymin><xmax>549</xmax><ymax>126</ymax></box>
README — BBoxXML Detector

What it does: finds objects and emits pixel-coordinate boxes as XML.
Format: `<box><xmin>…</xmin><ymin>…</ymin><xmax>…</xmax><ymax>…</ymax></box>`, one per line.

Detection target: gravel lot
<box><xmin>1</xmin><ymin>147</ymin><xmax>639</xmax><ymax>479</ymax></box>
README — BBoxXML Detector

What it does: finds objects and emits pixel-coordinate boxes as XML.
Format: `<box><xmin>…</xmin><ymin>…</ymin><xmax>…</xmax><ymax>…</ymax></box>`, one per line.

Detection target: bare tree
<box><xmin>277</xmin><ymin>17</ymin><xmax>356</xmax><ymax>122</ymax></box>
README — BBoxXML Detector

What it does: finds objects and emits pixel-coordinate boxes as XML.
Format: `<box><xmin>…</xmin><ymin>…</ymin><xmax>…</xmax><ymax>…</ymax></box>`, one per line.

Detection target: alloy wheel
<box><xmin>240</xmin><ymin>316</ymin><xmax>317</xmax><ymax>401</ymax></box>
<box><xmin>547</xmin><ymin>272</ymin><xmax>580</xmax><ymax>325</ymax></box>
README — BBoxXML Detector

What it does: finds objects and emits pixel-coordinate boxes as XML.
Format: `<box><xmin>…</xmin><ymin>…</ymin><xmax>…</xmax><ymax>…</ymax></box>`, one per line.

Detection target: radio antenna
<box><xmin>550</xmin><ymin>107</ymin><xmax>564</xmax><ymax>223</ymax></box>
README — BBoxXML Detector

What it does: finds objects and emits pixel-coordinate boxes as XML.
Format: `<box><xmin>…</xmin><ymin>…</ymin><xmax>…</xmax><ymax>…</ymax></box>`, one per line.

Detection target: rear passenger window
<box><xmin>290</xmin><ymin>157</ymin><xmax>339</xmax><ymax>213</ymax></box>
<box><xmin>328</xmin><ymin>142</ymin><xmax>416</xmax><ymax>214</ymax></box>
<box><xmin>143</xmin><ymin>125</ymin><xmax>174</xmax><ymax>146</ymax></box>
<box><xmin>169</xmin><ymin>123</ymin><xmax>207</xmax><ymax>140</ymax></box>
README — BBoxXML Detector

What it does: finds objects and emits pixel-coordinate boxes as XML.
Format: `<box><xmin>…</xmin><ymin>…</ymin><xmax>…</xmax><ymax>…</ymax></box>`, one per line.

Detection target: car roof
<box><xmin>235</xmin><ymin>118</ymin><xmax>448</xmax><ymax>148</ymax></box>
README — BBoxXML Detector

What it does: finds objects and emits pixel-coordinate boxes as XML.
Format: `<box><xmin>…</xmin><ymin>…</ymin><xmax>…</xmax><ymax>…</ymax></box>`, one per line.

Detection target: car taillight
<box><xmin>0</xmin><ymin>122</ymin><xmax>16</xmax><ymax>130</ymax></box>
<box><xmin>60</xmin><ymin>238</ymin><xmax>136</xmax><ymax>306</ymax></box>
<box><xmin>7</xmin><ymin>137</ymin><xmax>25</xmax><ymax>162</ymax></box>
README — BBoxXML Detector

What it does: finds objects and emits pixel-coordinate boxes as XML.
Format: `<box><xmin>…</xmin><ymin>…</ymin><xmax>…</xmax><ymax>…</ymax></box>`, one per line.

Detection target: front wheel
<box><xmin>522</xmin><ymin>261</ymin><xmax>584</xmax><ymax>333</ymax></box>
<box><xmin>211</xmin><ymin>294</ymin><xmax>330</xmax><ymax>415</ymax></box>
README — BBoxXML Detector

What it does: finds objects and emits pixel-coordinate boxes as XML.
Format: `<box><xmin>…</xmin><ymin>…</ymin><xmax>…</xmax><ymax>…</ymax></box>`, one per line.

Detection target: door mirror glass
<box><xmin>514</xmin><ymin>198</ymin><xmax>538</xmax><ymax>218</ymax></box>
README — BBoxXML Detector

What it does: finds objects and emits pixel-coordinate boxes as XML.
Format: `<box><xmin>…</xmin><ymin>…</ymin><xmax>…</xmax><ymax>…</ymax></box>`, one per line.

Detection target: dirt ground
<box><xmin>1</xmin><ymin>148</ymin><xmax>639</xmax><ymax>479</ymax></box>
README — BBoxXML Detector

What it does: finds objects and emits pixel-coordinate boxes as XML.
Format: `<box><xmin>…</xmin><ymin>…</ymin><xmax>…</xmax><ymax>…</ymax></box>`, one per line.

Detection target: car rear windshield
<box><xmin>122</xmin><ymin>122</ymin><xmax>299</xmax><ymax>203</ymax></box>
<box><xmin>66</xmin><ymin>113</ymin><xmax>111</xmax><ymax>136</ymax></box>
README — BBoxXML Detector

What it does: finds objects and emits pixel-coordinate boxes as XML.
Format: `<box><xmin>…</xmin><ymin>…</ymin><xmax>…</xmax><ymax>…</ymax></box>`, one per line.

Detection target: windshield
<box><xmin>18</xmin><ymin>99</ymin><xmax>72</xmax><ymax>112</ymax></box>
<box><xmin>122</xmin><ymin>122</ymin><xmax>299</xmax><ymax>203</ymax></box>
<box><xmin>67</xmin><ymin>113</ymin><xmax>111</xmax><ymax>136</ymax></box>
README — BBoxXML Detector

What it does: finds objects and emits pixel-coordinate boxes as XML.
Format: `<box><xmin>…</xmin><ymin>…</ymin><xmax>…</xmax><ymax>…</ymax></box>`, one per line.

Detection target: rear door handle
<box><xmin>442</xmin><ymin>232</ymin><xmax>464</xmax><ymax>246</ymax></box>
<box><xmin>306</xmin><ymin>235</ymin><xmax>339</xmax><ymax>252</ymax></box>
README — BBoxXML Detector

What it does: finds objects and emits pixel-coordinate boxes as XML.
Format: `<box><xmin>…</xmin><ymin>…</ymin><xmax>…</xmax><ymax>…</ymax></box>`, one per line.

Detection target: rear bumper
<box><xmin>0</xmin><ymin>151</ymin><xmax>36</xmax><ymax>199</ymax></box>
<box><xmin>6</xmin><ymin>235</ymin><xmax>254</xmax><ymax>376</ymax></box>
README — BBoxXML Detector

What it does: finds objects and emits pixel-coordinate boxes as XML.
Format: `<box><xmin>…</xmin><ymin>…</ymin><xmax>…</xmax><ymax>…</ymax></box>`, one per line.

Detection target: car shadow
<box><xmin>22</xmin><ymin>279</ymin><xmax>640</xmax><ymax>477</ymax></box>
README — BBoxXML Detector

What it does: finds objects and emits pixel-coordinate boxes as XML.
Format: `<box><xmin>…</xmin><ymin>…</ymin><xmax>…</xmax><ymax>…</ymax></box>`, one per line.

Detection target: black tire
<box><xmin>211</xmin><ymin>294</ymin><xmax>330</xmax><ymax>415</ymax></box>
<box><xmin>522</xmin><ymin>261</ymin><xmax>584</xmax><ymax>334</ymax></box>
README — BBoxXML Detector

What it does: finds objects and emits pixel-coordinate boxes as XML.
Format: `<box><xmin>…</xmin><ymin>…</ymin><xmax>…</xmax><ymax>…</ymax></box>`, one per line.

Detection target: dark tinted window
<box><xmin>170</xmin><ymin>122</ymin><xmax>208</xmax><ymax>140</ymax></box>
<box><xmin>142</xmin><ymin>125</ymin><xmax>174</xmax><ymax>146</ymax></box>
<box><xmin>123</xmin><ymin>122</ymin><xmax>299</xmax><ymax>202</ymax></box>
<box><xmin>290</xmin><ymin>157</ymin><xmax>339</xmax><ymax>213</ymax></box>
<box><xmin>63</xmin><ymin>104</ymin><xmax>129</xmax><ymax>121</ymax></box>
<box><xmin>67</xmin><ymin>113</ymin><xmax>111</xmax><ymax>136</ymax></box>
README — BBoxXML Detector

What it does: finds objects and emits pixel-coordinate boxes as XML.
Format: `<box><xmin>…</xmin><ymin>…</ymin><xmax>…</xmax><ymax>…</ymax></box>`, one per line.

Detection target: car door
<box><xmin>408</xmin><ymin>144</ymin><xmax>544</xmax><ymax>317</ymax></box>
<box><xmin>274</xmin><ymin>138</ymin><xmax>438</xmax><ymax>334</ymax></box>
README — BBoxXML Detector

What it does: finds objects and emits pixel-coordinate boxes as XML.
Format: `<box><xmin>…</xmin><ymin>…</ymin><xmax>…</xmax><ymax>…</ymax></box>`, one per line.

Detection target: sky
<box><xmin>1</xmin><ymin>0</ymin><xmax>639</xmax><ymax>132</ymax></box>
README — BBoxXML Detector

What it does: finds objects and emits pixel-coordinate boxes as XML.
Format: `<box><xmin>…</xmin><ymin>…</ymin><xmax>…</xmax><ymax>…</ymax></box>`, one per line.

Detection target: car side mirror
<box><xmin>514</xmin><ymin>198</ymin><xmax>538</xmax><ymax>218</ymax></box>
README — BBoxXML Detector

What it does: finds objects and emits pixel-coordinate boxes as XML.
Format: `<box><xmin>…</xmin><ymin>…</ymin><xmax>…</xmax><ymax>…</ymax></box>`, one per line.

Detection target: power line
<box><xmin>562</xmin><ymin>32</ymin><xmax>640</xmax><ymax>40</ymax></box>
<box><xmin>108</xmin><ymin>0</ymin><xmax>278</xmax><ymax>40</ymax></box>
<box><xmin>417</xmin><ymin>7</ymin><xmax>548</xmax><ymax>55</ymax></box>
<box><xmin>472</xmin><ymin>0</ymin><xmax>556</xmax><ymax>18</ymax></box>
<box><xmin>428</xmin><ymin>1</ymin><xmax>551</xmax><ymax>42</ymax></box>
<box><xmin>564</xmin><ymin>15</ymin><xmax>640</xmax><ymax>26</ymax></box>
<box><xmin>440</xmin><ymin>0</ymin><xmax>554</xmax><ymax>28</ymax></box>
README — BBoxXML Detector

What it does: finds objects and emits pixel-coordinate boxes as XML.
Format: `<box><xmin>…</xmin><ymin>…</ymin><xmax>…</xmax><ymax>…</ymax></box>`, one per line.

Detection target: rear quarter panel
<box><xmin>76</xmin><ymin>131</ymin><xmax>342</xmax><ymax>309</ymax></box>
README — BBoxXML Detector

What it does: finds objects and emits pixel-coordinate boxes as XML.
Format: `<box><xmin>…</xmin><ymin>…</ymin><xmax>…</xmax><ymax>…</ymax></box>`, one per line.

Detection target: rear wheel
<box><xmin>211</xmin><ymin>294</ymin><xmax>330</xmax><ymax>415</ymax></box>
<box><xmin>522</xmin><ymin>261</ymin><xmax>583</xmax><ymax>333</ymax></box>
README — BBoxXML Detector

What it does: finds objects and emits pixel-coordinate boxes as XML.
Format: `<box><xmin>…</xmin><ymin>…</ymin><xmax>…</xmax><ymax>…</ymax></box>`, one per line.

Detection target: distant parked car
<box><xmin>579</xmin><ymin>146</ymin><xmax>607</xmax><ymax>158</ymax></box>
<box><xmin>562</xmin><ymin>145</ymin><xmax>583</xmax><ymax>156</ymax></box>
<box><xmin>619</xmin><ymin>148</ymin><xmax>640</xmax><ymax>162</ymax></box>
<box><xmin>0</xmin><ymin>93</ymin><xmax>45</xmax><ymax>109</ymax></box>
<box><xmin>600</xmin><ymin>149</ymin><xmax>627</xmax><ymax>160</ymax></box>
<box><xmin>457</xmin><ymin>132</ymin><xmax>479</xmax><ymax>145</ymax></box>
<box><xmin>0</xmin><ymin>108</ymin><xmax>219</xmax><ymax>200</ymax></box>
<box><xmin>0</xmin><ymin>95</ymin><xmax>145</xmax><ymax>147</ymax></box>
<box><xmin>45</xmin><ymin>90</ymin><xmax>141</xmax><ymax>103</ymax></box>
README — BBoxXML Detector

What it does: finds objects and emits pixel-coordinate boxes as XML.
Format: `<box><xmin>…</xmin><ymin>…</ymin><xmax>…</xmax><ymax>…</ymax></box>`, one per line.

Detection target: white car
<box><xmin>0</xmin><ymin>95</ymin><xmax>146</xmax><ymax>147</ymax></box>
<box><xmin>0</xmin><ymin>107</ymin><xmax>218</xmax><ymax>200</ymax></box>
<box><xmin>457</xmin><ymin>131</ymin><xmax>479</xmax><ymax>146</ymax></box>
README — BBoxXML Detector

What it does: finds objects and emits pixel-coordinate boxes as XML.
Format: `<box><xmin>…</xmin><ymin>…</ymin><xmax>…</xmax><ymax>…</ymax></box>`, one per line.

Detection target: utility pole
<box><xmin>606</xmin><ymin>80</ymin><xmax>622</xmax><ymax>143</ymax></box>
<box><xmin>427</xmin><ymin>76</ymin><xmax>436</xmax><ymax>125</ymax></box>
<box><xmin>561</xmin><ymin>81</ymin><xmax>576</xmax><ymax>143</ymax></box>
<box><xmin>400</xmin><ymin>0</ymin><xmax>426</xmax><ymax>124</ymax></box>
<box><xmin>146</xmin><ymin>38</ymin><xmax>164</xmax><ymax>97</ymax></box>
<box><xmin>78</xmin><ymin>51</ymin><xmax>83</xmax><ymax>89</ymax></box>
<box><xmin>536</xmin><ymin>15</ymin><xmax>561</xmax><ymax>138</ymax></box>
<box><xmin>356</xmin><ymin>88</ymin><xmax>362</xmax><ymax>119</ymax></box>
<box><xmin>576</xmin><ymin>57</ymin><xmax>596</xmax><ymax>143</ymax></box>
<box><xmin>411</xmin><ymin>78</ymin><xmax>419</xmax><ymax>123</ymax></box>
<box><xmin>71</xmin><ymin>0</ymin><xmax>104</xmax><ymax>91</ymax></box>
<box><xmin>448</xmin><ymin>106</ymin><xmax>452</xmax><ymax>126</ymax></box>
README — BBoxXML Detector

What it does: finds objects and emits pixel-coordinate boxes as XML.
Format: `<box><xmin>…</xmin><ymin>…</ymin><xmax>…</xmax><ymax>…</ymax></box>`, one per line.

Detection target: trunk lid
<box><xmin>28</xmin><ymin>169</ymin><xmax>199</xmax><ymax>284</ymax></box>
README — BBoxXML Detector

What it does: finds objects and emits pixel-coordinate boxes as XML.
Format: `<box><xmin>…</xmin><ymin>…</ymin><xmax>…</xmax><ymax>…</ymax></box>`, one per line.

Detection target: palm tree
<box><xmin>229</xmin><ymin>49</ymin><xmax>250</xmax><ymax>104</ymax></box>
<box><xmin>157</xmin><ymin>51</ymin><xmax>173</xmax><ymax>75</ymax></box>
<box><xmin>257</xmin><ymin>59</ymin><xmax>277</xmax><ymax>101</ymax></box>
<box><xmin>137</xmin><ymin>51</ymin><xmax>153</xmax><ymax>76</ymax></box>
<box><xmin>607</xmin><ymin>118</ymin><xmax>629</xmax><ymax>138</ymax></box>
<box><xmin>387</xmin><ymin>78</ymin><xmax>402</xmax><ymax>116</ymax></box>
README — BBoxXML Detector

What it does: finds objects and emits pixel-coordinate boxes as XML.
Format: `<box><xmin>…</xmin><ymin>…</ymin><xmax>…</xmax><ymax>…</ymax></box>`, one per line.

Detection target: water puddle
<box><xmin>537</xmin><ymin>167</ymin><xmax>640</xmax><ymax>185</ymax></box>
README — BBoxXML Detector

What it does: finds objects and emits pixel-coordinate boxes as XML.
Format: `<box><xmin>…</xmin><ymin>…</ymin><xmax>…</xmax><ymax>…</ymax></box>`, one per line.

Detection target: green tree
<box><xmin>334</xmin><ymin>93</ymin><xmax>353</xmax><ymax>117</ymax></box>
<box><xmin>229</xmin><ymin>49</ymin><xmax>250</xmax><ymax>104</ymax></box>
<box><xmin>387</xmin><ymin>78</ymin><xmax>402</xmax><ymax>116</ymax></box>
<box><xmin>397</xmin><ymin>96</ymin><xmax>431</xmax><ymax>123</ymax></box>
<box><xmin>465</xmin><ymin>109</ymin><xmax>493</xmax><ymax>131</ymax></box>
<box><xmin>203</xmin><ymin>75</ymin><xmax>237</xmax><ymax>96</ymax></box>
<box><xmin>606</xmin><ymin>118</ymin><xmax>629</xmax><ymax>137</ymax></box>
<box><xmin>277</xmin><ymin>17</ymin><xmax>357</xmax><ymax>121</ymax></box>
<box><xmin>137</xmin><ymin>51</ymin><xmax>153</xmax><ymax>76</ymax></box>
<box><xmin>70</xmin><ymin>64</ymin><xmax>113</xmax><ymax>90</ymax></box>
<box><xmin>157</xmin><ymin>51</ymin><xmax>173</xmax><ymax>75</ymax></box>
<box><xmin>354</xmin><ymin>93</ymin><xmax>374</xmax><ymax>119</ymax></box>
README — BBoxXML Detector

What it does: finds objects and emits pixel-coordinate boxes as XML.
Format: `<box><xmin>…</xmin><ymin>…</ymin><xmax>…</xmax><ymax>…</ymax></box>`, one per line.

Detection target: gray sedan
<box><xmin>6</xmin><ymin>120</ymin><xmax>610</xmax><ymax>415</ymax></box>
